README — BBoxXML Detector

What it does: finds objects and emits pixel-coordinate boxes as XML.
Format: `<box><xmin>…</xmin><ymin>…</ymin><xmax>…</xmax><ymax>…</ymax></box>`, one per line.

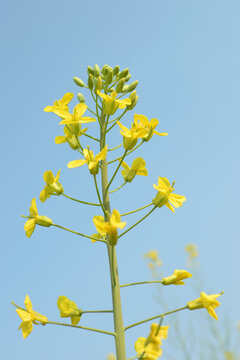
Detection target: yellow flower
<box><xmin>144</xmin><ymin>250</ymin><xmax>162</xmax><ymax>267</ymax></box>
<box><xmin>58</xmin><ymin>103</ymin><xmax>96</xmax><ymax>125</ymax></box>
<box><xmin>57</xmin><ymin>296</ymin><xmax>82</xmax><ymax>325</ymax></box>
<box><xmin>161</xmin><ymin>269</ymin><xmax>192</xmax><ymax>285</ymax></box>
<box><xmin>153</xmin><ymin>177</ymin><xmax>186</xmax><ymax>213</ymax></box>
<box><xmin>44</xmin><ymin>92</ymin><xmax>74</xmax><ymax>116</ymax></box>
<box><xmin>187</xmin><ymin>291</ymin><xmax>224</xmax><ymax>320</ymax></box>
<box><xmin>40</xmin><ymin>170</ymin><xmax>63</xmax><ymax>203</ymax></box>
<box><xmin>134</xmin><ymin>324</ymin><xmax>169</xmax><ymax>360</ymax></box>
<box><xmin>55</xmin><ymin>124</ymin><xmax>87</xmax><ymax>150</ymax></box>
<box><xmin>24</xmin><ymin>198</ymin><xmax>52</xmax><ymax>238</ymax></box>
<box><xmin>93</xmin><ymin>209</ymin><xmax>126</xmax><ymax>245</ymax></box>
<box><xmin>135</xmin><ymin>338</ymin><xmax>162</xmax><ymax>360</ymax></box>
<box><xmin>121</xmin><ymin>157</ymin><xmax>148</xmax><ymax>182</ymax></box>
<box><xmin>185</xmin><ymin>243</ymin><xmax>199</xmax><ymax>259</ymax></box>
<box><xmin>97</xmin><ymin>90</ymin><xmax>131</xmax><ymax>115</ymax></box>
<box><xmin>133</xmin><ymin>114</ymin><xmax>168</xmax><ymax>142</ymax></box>
<box><xmin>148</xmin><ymin>323</ymin><xmax>169</xmax><ymax>345</ymax></box>
<box><xmin>68</xmin><ymin>145</ymin><xmax>108</xmax><ymax>175</ymax></box>
<box><xmin>15</xmin><ymin>295</ymin><xmax>48</xmax><ymax>339</ymax></box>
<box><xmin>117</xmin><ymin>121</ymin><xmax>146</xmax><ymax>150</ymax></box>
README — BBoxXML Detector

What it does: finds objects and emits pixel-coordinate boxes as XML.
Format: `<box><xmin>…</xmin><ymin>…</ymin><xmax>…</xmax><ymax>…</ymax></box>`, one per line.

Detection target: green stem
<box><xmin>120</xmin><ymin>280</ymin><xmax>163</xmax><ymax>288</ymax></box>
<box><xmin>87</xmin><ymin>107</ymin><xmax>97</xmax><ymax>116</ymax></box>
<box><xmin>81</xmin><ymin>132</ymin><xmax>100</xmax><ymax>142</ymax></box>
<box><xmin>105</xmin><ymin>150</ymin><xmax>128</xmax><ymax>196</ymax></box>
<box><xmin>121</xmin><ymin>203</ymin><xmax>153</xmax><ymax>217</ymax></box>
<box><xmin>107</xmin><ymin>109</ymin><xmax>128</xmax><ymax>131</ymax></box>
<box><xmin>107</xmin><ymin>141</ymin><xmax>144</xmax><ymax>165</ymax></box>
<box><xmin>62</xmin><ymin>193</ymin><xmax>101</xmax><ymax>207</ymax></box>
<box><xmin>100</xmin><ymin>116</ymin><xmax>127</xmax><ymax>360</ymax></box>
<box><xmin>108</xmin><ymin>143</ymin><xmax>123</xmax><ymax>151</ymax></box>
<box><xmin>52</xmin><ymin>223</ymin><xmax>106</xmax><ymax>243</ymax></box>
<box><xmin>93</xmin><ymin>175</ymin><xmax>106</xmax><ymax>214</ymax></box>
<box><xmin>81</xmin><ymin>310</ymin><xmax>113</xmax><ymax>314</ymax></box>
<box><xmin>47</xmin><ymin>321</ymin><xmax>115</xmax><ymax>336</ymax></box>
<box><xmin>109</xmin><ymin>182</ymin><xmax>127</xmax><ymax>194</ymax></box>
<box><xmin>125</xmin><ymin>306</ymin><xmax>188</xmax><ymax>331</ymax></box>
<box><xmin>118</xmin><ymin>206</ymin><xmax>157</xmax><ymax>240</ymax></box>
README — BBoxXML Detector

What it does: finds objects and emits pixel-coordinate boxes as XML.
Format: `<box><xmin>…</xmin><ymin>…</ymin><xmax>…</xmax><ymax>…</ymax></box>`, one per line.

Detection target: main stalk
<box><xmin>100</xmin><ymin>119</ymin><xmax>126</xmax><ymax>360</ymax></box>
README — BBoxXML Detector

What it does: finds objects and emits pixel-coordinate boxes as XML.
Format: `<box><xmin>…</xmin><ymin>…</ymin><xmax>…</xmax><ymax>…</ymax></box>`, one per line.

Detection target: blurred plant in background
<box><xmin>144</xmin><ymin>244</ymin><xmax>240</xmax><ymax>360</ymax></box>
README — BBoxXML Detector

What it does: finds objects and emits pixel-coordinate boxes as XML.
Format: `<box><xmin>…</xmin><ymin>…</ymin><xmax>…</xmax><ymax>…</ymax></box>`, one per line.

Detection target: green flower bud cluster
<box><xmin>74</xmin><ymin>64</ymin><xmax>139</xmax><ymax>109</ymax></box>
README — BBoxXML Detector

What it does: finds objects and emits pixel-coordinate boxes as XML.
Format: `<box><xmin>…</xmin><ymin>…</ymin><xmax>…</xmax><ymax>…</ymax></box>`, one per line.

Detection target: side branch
<box><xmin>62</xmin><ymin>193</ymin><xmax>101</xmax><ymax>207</ymax></box>
<box><xmin>47</xmin><ymin>321</ymin><xmax>115</xmax><ymax>336</ymax></box>
<box><xmin>52</xmin><ymin>223</ymin><xmax>106</xmax><ymax>243</ymax></box>
<box><xmin>125</xmin><ymin>306</ymin><xmax>188</xmax><ymax>331</ymax></box>
<box><xmin>120</xmin><ymin>280</ymin><xmax>163</xmax><ymax>288</ymax></box>
<box><xmin>118</xmin><ymin>205</ymin><xmax>157</xmax><ymax>240</ymax></box>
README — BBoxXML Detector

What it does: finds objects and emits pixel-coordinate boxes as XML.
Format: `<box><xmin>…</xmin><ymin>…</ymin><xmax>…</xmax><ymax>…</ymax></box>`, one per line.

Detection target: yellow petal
<box><xmin>24</xmin><ymin>295</ymin><xmax>32</xmax><ymax>312</ymax></box>
<box><xmin>61</xmin><ymin>92</ymin><xmax>74</xmax><ymax>105</ymax></box>
<box><xmin>55</xmin><ymin>136</ymin><xmax>67</xmax><ymax>144</ymax></box>
<box><xmin>153</xmin><ymin>130</ymin><xmax>168</xmax><ymax>136</ymax></box>
<box><xmin>21</xmin><ymin>320</ymin><xmax>33</xmax><ymax>339</ymax></box>
<box><xmin>134</xmin><ymin>114</ymin><xmax>149</xmax><ymax>126</ymax></box>
<box><xmin>110</xmin><ymin>210</ymin><xmax>126</xmax><ymax>229</ymax></box>
<box><xmin>73</xmin><ymin>103</ymin><xmax>88</xmax><ymax>118</ymax></box>
<box><xmin>29</xmin><ymin>198</ymin><xmax>38</xmax><ymax>217</ymax></box>
<box><xmin>117</xmin><ymin>98</ymin><xmax>131</xmax><ymax>109</ymax></box>
<box><xmin>24</xmin><ymin>219</ymin><xmax>36</xmax><ymax>238</ymax></box>
<box><xmin>134</xmin><ymin>337</ymin><xmax>146</xmax><ymax>355</ymax></box>
<box><xmin>168</xmin><ymin>193</ymin><xmax>186</xmax><ymax>208</ymax></box>
<box><xmin>95</xmin><ymin>145</ymin><xmax>108</xmax><ymax>161</ymax></box>
<box><xmin>68</xmin><ymin>159</ymin><xmax>87</xmax><ymax>168</ymax></box>
<box><xmin>165</xmin><ymin>202</ymin><xmax>175</xmax><ymax>213</ymax></box>
<box><xmin>43</xmin><ymin>170</ymin><xmax>54</xmax><ymax>185</ymax></box>
<box><xmin>16</xmin><ymin>309</ymin><xmax>32</xmax><ymax>322</ymax></box>
<box><xmin>121</xmin><ymin>161</ymin><xmax>130</xmax><ymax>171</ymax></box>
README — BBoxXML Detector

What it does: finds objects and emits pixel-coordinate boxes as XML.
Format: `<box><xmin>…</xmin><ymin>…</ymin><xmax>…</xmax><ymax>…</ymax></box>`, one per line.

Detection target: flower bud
<box><xmin>106</xmin><ymin>69</ymin><xmax>113</xmax><ymax>84</ymax></box>
<box><xmin>94</xmin><ymin>76</ymin><xmax>102</xmax><ymax>94</ymax></box>
<box><xmin>88</xmin><ymin>74</ymin><xmax>94</xmax><ymax>90</ymax></box>
<box><xmin>101</xmin><ymin>64</ymin><xmax>113</xmax><ymax>77</ymax></box>
<box><xmin>113</xmin><ymin>65</ymin><xmax>120</xmax><ymax>76</ymax></box>
<box><xmin>127</xmin><ymin>80</ymin><xmax>138</xmax><ymax>92</ymax></box>
<box><xmin>73</xmin><ymin>77</ymin><xmax>85</xmax><ymax>87</ymax></box>
<box><xmin>124</xmin><ymin>74</ymin><xmax>132</xmax><ymax>82</ymax></box>
<box><xmin>127</xmin><ymin>91</ymin><xmax>139</xmax><ymax>110</ymax></box>
<box><xmin>118</xmin><ymin>68</ymin><xmax>129</xmax><ymax>79</ymax></box>
<box><xmin>93</xmin><ymin>64</ymin><xmax>100</xmax><ymax>77</ymax></box>
<box><xmin>77</xmin><ymin>93</ymin><xmax>85</xmax><ymax>103</ymax></box>
<box><xmin>122</xmin><ymin>85</ymin><xmax>129</xmax><ymax>93</ymax></box>
<box><xmin>123</xmin><ymin>137</ymin><xmax>137</xmax><ymax>151</ymax></box>
<box><xmin>116</xmin><ymin>78</ymin><xmax>125</xmax><ymax>93</ymax></box>
<box><xmin>87</xmin><ymin>66</ymin><xmax>94</xmax><ymax>75</ymax></box>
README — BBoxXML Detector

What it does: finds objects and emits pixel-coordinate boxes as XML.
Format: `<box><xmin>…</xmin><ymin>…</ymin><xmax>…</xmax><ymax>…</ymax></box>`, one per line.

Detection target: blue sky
<box><xmin>1</xmin><ymin>1</ymin><xmax>239</xmax><ymax>359</ymax></box>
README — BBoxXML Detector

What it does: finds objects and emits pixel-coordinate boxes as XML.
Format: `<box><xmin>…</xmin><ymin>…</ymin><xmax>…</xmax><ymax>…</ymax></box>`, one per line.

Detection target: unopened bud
<box><xmin>113</xmin><ymin>65</ymin><xmax>120</xmax><ymax>76</ymax></box>
<box><xmin>106</xmin><ymin>69</ymin><xmax>113</xmax><ymax>84</ymax></box>
<box><xmin>88</xmin><ymin>74</ymin><xmax>94</xmax><ymax>90</ymax></box>
<box><xmin>122</xmin><ymin>85</ymin><xmax>129</xmax><ymax>93</ymax></box>
<box><xmin>124</xmin><ymin>74</ymin><xmax>132</xmax><ymax>82</ymax></box>
<box><xmin>127</xmin><ymin>91</ymin><xmax>139</xmax><ymax>110</ymax></box>
<box><xmin>87</xmin><ymin>66</ymin><xmax>94</xmax><ymax>75</ymax></box>
<box><xmin>118</xmin><ymin>68</ymin><xmax>129</xmax><ymax>79</ymax></box>
<box><xmin>94</xmin><ymin>76</ymin><xmax>102</xmax><ymax>94</ymax></box>
<box><xmin>93</xmin><ymin>64</ymin><xmax>100</xmax><ymax>77</ymax></box>
<box><xmin>73</xmin><ymin>77</ymin><xmax>85</xmax><ymax>87</ymax></box>
<box><xmin>128</xmin><ymin>80</ymin><xmax>138</xmax><ymax>92</ymax></box>
<box><xmin>77</xmin><ymin>93</ymin><xmax>85</xmax><ymax>103</ymax></box>
<box><xmin>116</xmin><ymin>78</ymin><xmax>125</xmax><ymax>93</ymax></box>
